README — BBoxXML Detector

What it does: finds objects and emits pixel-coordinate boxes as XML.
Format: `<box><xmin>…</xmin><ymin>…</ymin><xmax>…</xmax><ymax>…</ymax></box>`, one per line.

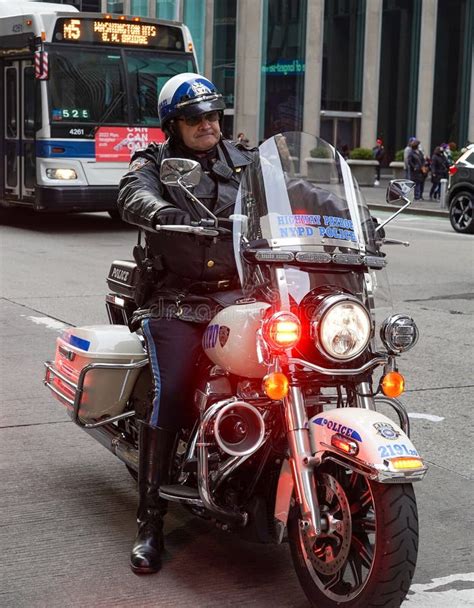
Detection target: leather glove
<box><xmin>156</xmin><ymin>207</ymin><xmax>191</xmax><ymax>226</ymax></box>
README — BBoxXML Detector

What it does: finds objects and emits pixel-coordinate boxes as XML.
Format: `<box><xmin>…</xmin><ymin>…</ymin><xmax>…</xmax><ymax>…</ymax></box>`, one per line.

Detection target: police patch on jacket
<box><xmin>129</xmin><ymin>157</ymin><xmax>150</xmax><ymax>171</ymax></box>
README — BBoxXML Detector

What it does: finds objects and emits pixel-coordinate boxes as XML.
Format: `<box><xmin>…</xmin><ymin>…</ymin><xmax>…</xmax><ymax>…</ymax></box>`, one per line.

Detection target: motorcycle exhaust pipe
<box><xmin>84</xmin><ymin>424</ymin><xmax>139</xmax><ymax>472</ymax></box>
<box><xmin>213</xmin><ymin>401</ymin><xmax>265</xmax><ymax>457</ymax></box>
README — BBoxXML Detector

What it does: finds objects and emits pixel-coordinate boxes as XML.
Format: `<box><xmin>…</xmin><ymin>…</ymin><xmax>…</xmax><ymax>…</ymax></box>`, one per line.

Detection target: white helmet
<box><xmin>158</xmin><ymin>73</ymin><xmax>225</xmax><ymax>132</ymax></box>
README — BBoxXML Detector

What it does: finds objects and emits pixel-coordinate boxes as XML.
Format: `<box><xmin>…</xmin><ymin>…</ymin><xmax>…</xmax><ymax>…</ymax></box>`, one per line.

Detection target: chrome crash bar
<box><xmin>43</xmin><ymin>359</ymin><xmax>148</xmax><ymax>429</ymax></box>
<box><xmin>288</xmin><ymin>354</ymin><xmax>388</xmax><ymax>376</ymax></box>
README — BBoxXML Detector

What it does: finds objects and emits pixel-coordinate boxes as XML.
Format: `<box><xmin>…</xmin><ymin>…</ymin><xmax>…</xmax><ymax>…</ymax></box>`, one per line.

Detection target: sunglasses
<box><xmin>176</xmin><ymin>111</ymin><xmax>221</xmax><ymax>127</ymax></box>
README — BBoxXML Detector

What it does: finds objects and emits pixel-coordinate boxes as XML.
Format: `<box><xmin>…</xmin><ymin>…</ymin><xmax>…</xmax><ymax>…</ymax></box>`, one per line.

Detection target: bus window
<box><xmin>6</xmin><ymin>67</ymin><xmax>18</xmax><ymax>138</ymax></box>
<box><xmin>23</xmin><ymin>66</ymin><xmax>37</xmax><ymax>192</ymax></box>
<box><xmin>124</xmin><ymin>51</ymin><xmax>195</xmax><ymax>125</ymax></box>
<box><xmin>48</xmin><ymin>48</ymin><xmax>127</xmax><ymax>123</ymax></box>
<box><xmin>24</xmin><ymin>66</ymin><xmax>36</xmax><ymax>139</ymax></box>
<box><xmin>5</xmin><ymin>67</ymin><xmax>18</xmax><ymax>191</ymax></box>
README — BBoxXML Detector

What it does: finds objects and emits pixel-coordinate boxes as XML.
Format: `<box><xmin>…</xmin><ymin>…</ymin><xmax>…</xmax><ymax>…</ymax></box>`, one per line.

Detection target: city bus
<box><xmin>0</xmin><ymin>1</ymin><xmax>197</xmax><ymax>215</ymax></box>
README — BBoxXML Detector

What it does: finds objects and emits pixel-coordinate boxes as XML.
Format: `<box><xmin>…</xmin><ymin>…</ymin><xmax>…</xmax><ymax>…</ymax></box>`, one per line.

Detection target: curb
<box><xmin>367</xmin><ymin>202</ymin><xmax>449</xmax><ymax>218</ymax></box>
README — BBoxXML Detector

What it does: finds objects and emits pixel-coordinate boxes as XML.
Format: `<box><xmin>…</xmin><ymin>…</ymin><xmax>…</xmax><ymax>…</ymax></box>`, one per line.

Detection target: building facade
<box><xmin>41</xmin><ymin>0</ymin><xmax>474</xmax><ymax>161</ymax></box>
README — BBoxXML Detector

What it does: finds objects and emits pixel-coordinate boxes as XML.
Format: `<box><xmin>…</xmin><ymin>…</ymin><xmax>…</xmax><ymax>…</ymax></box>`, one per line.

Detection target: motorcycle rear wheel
<box><xmin>288</xmin><ymin>465</ymin><xmax>418</xmax><ymax>608</ymax></box>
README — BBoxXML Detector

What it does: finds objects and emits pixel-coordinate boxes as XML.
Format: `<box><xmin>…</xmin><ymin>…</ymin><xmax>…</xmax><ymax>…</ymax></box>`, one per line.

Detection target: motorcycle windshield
<box><xmin>233</xmin><ymin>133</ymin><xmax>391</xmax><ymax>333</ymax></box>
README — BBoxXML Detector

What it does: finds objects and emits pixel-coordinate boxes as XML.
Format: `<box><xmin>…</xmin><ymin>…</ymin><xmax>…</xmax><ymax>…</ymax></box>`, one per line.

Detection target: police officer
<box><xmin>117</xmin><ymin>73</ymin><xmax>257</xmax><ymax>574</ymax></box>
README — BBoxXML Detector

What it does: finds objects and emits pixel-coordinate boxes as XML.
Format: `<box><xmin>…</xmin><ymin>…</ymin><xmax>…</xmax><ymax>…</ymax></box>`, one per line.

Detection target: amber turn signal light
<box><xmin>263</xmin><ymin>372</ymin><xmax>289</xmax><ymax>400</ymax></box>
<box><xmin>381</xmin><ymin>371</ymin><xmax>405</xmax><ymax>398</ymax></box>
<box><xmin>390</xmin><ymin>456</ymin><xmax>424</xmax><ymax>470</ymax></box>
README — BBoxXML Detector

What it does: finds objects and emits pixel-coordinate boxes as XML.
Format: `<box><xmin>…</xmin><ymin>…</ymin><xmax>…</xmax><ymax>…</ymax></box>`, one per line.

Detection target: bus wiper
<box><xmin>87</xmin><ymin>91</ymin><xmax>126</xmax><ymax>138</ymax></box>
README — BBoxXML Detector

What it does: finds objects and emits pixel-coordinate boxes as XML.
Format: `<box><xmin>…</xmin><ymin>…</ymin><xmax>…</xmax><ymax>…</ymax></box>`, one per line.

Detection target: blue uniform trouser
<box><xmin>141</xmin><ymin>317</ymin><xmax>205</xmax><ymax>431</ymax></box>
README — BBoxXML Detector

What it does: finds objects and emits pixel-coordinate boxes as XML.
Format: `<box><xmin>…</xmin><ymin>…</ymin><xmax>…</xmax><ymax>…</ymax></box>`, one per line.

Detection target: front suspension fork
<box><xmin>283</xmin><ymin>385</ymin><xmax>322</xmax><ymax>537</ymax></box>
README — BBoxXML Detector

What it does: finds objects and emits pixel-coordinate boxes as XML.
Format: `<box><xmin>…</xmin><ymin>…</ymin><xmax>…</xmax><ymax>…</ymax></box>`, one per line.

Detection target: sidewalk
<box><xmin>360</xmin><ymin>176</ymin><xmax>449</xmax><ymax>218</ymax></box>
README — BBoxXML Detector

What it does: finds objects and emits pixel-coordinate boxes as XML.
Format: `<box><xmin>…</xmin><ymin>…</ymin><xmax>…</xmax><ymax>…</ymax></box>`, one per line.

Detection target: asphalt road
<box><xmin>0</xmin><ymin>207</ymin><xmax>473</xmax><ymax>607</ymax></box>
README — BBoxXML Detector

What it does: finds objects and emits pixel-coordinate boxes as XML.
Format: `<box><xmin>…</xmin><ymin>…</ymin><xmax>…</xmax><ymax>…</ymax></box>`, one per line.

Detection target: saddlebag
<box><xmin>107</xmin><ymin>260</ymin><xmax>139</xmax><ymax>300</ymax></box>
<box><xmin>44</xmin><ymin>325</ymin><xmax>147</xmax><ymax>421</ymax></box>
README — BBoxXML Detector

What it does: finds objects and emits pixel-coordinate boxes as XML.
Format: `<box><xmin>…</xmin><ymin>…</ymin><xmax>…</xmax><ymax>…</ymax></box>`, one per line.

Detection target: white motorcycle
<box><xmin>44</xmin><ymin>132</ymin><xmax>426</xmax><ymax>607</ymax></box>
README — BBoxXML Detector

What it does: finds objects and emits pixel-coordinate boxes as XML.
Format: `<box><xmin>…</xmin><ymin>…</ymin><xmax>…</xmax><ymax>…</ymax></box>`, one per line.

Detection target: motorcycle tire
<box><xmin>288</xmin><ymin>464</ymin><xmax>418</xmax><ymax>608</ymax></box>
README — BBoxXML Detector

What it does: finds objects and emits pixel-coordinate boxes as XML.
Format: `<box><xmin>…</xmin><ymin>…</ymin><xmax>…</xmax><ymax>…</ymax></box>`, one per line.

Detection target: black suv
<box><xmin>447</xmin><ymin>144</ymin><xmax>474</xmax><ymax>234</ymax></box>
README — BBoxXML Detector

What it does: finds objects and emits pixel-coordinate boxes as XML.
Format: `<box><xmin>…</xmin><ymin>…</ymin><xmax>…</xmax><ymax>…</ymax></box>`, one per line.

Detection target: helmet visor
<box><xmin>174</xmin><ymin>97</ymin><xmax>226</xmax><ymax>121</ymax></box>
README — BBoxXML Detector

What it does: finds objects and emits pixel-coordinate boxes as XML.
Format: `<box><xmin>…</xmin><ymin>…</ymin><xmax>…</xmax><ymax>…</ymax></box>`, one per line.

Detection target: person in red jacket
<box><xmin>372</xmin><ymin>138</ymin><xmax>385</xmax><ymax>186</ymax></box>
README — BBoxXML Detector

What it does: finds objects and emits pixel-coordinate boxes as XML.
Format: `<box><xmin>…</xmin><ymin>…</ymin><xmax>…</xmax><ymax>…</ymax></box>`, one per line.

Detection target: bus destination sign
<box><xmin>54</xmin><ymin>18</ymin><xmax>183</xmax><ymax>50</ymax></box>
<box><xmin>91</xmin><ymin>21</ymin><xmax>156</xmax><ymax>45</ymax></box>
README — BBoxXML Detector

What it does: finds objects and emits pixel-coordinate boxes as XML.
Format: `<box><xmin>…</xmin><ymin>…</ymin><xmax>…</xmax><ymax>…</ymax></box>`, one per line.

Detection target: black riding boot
<box><xmin>130</xmin><ymin>422</ymin><xmax>177</xmax><ymax>574</ymax></box>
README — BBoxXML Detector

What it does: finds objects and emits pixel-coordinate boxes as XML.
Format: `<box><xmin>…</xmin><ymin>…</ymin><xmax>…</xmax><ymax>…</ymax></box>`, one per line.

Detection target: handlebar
<box><xmin>154</xmin><ymin>217</ymin><xmax>233</xmax><ymax>237</ymax></box>
<box><xmin>154</xmin><ymin>225</ymin><xmax>220</xmax><ymax>236</ymax></box>
<box><xmin>382</xmin><ymin>238</ymin><xmax>410</xmax><ymax>247</ymax></box>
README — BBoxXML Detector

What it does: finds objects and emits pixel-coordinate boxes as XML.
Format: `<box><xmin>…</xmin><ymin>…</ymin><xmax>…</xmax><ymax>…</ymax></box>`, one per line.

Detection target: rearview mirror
<box><xmin>160</xmin><ymin>158</ymin><xmax>202</xmax><ymax>188</ymax></box>
<box><xmin>160</xmin><ymin>157</ymin><xmax>217</xmax><ymax>224</ymax></box>
<box><xmin>386</xmin><ymin>179</ymin><xmax>415</xmax><ymax>206</ymax></box>
<box><xmin>375</xmin><ymin>179</ymin><xmax>415</xmax><ymax>234</ymax></box>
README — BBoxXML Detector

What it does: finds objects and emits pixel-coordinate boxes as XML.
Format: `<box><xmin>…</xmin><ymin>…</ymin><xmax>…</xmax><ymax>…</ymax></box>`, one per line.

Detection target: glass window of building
<box><xmin>321</xmin><ymin>0</ymin><xmax>365</xmax><ymax>113</ymax></box>
<box><xmin>155</xmin><ymin>0</ymin><xmax>178</xmax><ymax>20</ymax></box>
<box><xmin>130</xmin><ymin>0</ymin><xmax>148</xmax><ymax>17</ymax></box>
<box><xmin>183</xmin><ymin>0</ymin><xmax>206</xmax><ymax>71</ymax></box>
<box><xmin>431</xmin><ymin>0</ymin><xmax>473</xmax><ymax>151</ymax></box>
<box><xmin>106</xmin><ymin>0</ymin><xmax>123</xmax><ymax>14</ymax></box>
<box><xmin>260</xmin><ymin>0</ymin><xmax>307</xmax><ymax>140</ymax></box>
<box><xmin>377</xmin><ymin>0</ymin><xmax>421</xmax><ymax>161</ymax></box>
<box><xmin>320</xmin><ymin>0</ymin><xmax>365</xmax><ymax>150</ymax></box>
<box><xmin>79</xmin><ymin>0</ymin><xmax>101</xmax><ymax>10</ymax></box>
<box><xmin>212</xmin><ymin>0</ymin><xmax>237</xmax><ymax>139</ymax></box>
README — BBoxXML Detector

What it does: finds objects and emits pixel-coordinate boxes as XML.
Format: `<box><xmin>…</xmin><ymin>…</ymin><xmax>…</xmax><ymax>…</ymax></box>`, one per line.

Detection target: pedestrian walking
<box><xmin>236</xmin><ymin>132</ymin><xmax>250</xmax><ymax>146</ymax></box>
<box><xmin>407</xmin><ymin>139</ymin><xmax>428</xmax><ymax>200</ymax></box>
<box><xmin>429</xmin><ymin>146</ymin><xmax>449</xmax><ymax>200</ymax></box>
<box><xmin>372</xmin><ymin>138</ymin><xmax>385</xmax><ymax>186</ymax></box>
<box><xmin>441</xmin><ymin>143</ymin><xmax>453</xmax><ymax>166</ymax></box>
<box><xmin>404</xmin><ymin>137</ymin><xmax>417</xmax><ymax>178</ymax></box>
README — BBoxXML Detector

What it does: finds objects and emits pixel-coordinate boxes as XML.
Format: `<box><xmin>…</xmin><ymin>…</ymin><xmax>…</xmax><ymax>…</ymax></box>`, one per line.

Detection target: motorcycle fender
<box><xmin>274</xmin><ymin>458</ymin><xmax>294</xmax><ymax>542</ymax></box>
<box><xmin>308</xmin><ymin>408</ymin><xmax>427</xmax><ymax>482</ymax></box>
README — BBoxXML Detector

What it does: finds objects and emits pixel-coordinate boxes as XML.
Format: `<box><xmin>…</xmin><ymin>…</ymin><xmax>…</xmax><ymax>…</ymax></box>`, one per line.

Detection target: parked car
<box><xmin>447</xmin><ymin>144</ymin><xmax>474</xmax><ymax>234</ymax></box>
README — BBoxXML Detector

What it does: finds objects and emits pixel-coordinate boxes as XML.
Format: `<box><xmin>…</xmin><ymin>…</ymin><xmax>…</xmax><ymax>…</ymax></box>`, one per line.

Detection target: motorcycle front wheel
<box><xmin>288</xmin><ymin>464</ymin><xmax>418</xmax><ymax>608</ymax></box>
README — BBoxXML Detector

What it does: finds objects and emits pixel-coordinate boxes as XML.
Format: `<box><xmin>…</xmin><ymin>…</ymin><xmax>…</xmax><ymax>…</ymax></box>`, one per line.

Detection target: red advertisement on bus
<box><xmin>95</xmin><ymin>127</ymin><xmax>165</xmax><ymax>161</ymax></box>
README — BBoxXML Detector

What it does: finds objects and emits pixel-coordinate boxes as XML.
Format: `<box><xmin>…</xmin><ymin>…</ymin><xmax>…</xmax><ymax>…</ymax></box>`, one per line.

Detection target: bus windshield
<box><xmin>48</xmin><ymin>46</ymin><xmax>195</xmax><ymax>125</ymax></box>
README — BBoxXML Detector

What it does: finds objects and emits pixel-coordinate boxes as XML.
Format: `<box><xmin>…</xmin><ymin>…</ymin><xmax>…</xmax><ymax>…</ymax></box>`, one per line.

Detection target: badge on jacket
<box><xmin>129</xmin><ymin>157</ymin><xmax>150</xmax><ymax>171</ymax></box>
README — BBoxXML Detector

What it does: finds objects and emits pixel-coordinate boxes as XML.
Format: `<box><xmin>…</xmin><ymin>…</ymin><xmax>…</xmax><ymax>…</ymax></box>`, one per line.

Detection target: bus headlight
<box><xmin>380</xmin><ymin>314</ymin><xmax>419</xmax><ymax>353</ymax></box>
<box><xmin>46</xmin><ymin>168</ymin><xmax>77</xmax><ymax>180</ymax></box>
<box><xmin>311</xmin><ymin>295</ymin><xmax>371</xmax><ymax>361</ymax></box>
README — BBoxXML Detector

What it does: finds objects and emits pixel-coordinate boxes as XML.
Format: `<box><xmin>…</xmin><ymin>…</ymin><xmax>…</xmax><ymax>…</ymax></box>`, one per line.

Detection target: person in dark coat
<box><xmin>117</xmin><ymin>73</ymin><xmax>257</xmax><ymax>575</ymax></box>
<box><xmin>429</xmin><ymin>146</ymin><xmax>449</xmax><ymax>200</ymax></box>
<box><xmin>372</xmin><ymin>138</ymin><xmax>385</xmax><ymax>185</ymax></box>
<box><xmin>407</xmin><ymin>140</ymin><xmax>427</xmax><ymax>200</ymax></box>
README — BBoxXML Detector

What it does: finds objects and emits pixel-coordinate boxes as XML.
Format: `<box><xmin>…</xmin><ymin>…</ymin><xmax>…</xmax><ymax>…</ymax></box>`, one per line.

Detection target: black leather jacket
<box><xmin>117</xmin><ymin>137</ymin><xmax>257</xmax><ymax>321</ymax></box>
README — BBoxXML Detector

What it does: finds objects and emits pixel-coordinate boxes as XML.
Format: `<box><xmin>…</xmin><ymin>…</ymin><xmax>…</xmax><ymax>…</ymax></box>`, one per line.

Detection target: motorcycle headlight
<box><xmin>311</xmin><ymin>295</ymin><xmax>372</xmax><ymax>361</ymax></box>
<box><xmin>380</xmin><ymin>314</ymin><xmax>419</xmax><ymax>353</ymax></box>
